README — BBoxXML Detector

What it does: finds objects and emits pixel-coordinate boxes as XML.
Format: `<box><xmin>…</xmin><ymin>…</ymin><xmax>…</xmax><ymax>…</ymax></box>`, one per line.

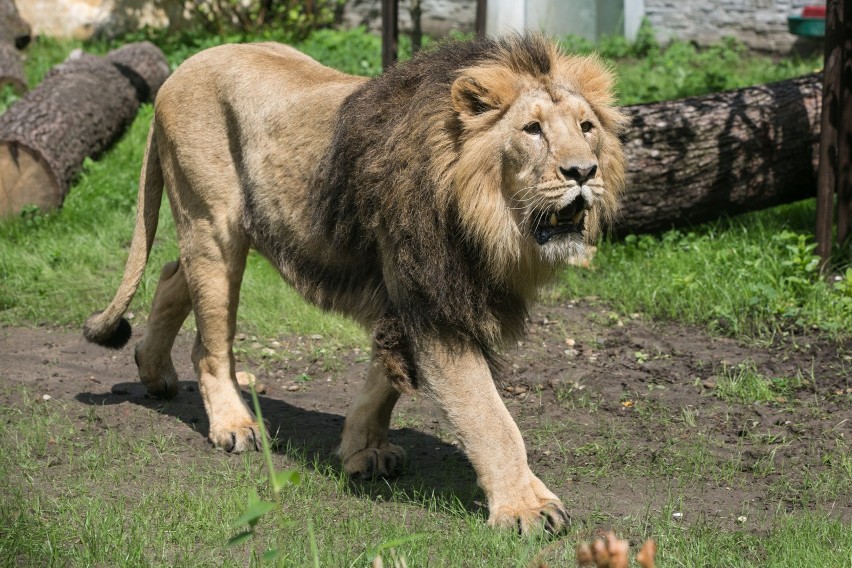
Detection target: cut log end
<box><xmin>0</xmin><ymin>42</ymin><xmax>26</xmax><ymax>94</ymax></box>
<box><xmin>0</xmin><ymin>142</ymin><xmax>61</xmax><ymax>217</ymax></box>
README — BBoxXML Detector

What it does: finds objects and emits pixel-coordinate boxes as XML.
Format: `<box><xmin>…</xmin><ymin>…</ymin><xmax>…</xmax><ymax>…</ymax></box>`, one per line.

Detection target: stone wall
<box><xmin>17</xmin><ymin>0</ymin><xmax>821</xmax><ymax>55</ymax></box>
<box><xmin>340</xmin><ymin>0</ymin><xmax>474</xmax><ymax>36</ymax></box>
<box><xmin>17</xmin><ymin>0</ymin><xmax>475</xmax><ymax>40</ymax></box>
<box><xmin>18</xmin><ymin>0</ymin><xmax>181</xmax><ymax>40</ymax></box>
<box><xmin>644</xmin><ymin>0</ymin><xmax>816</xmax><ymax>53</ymax></box>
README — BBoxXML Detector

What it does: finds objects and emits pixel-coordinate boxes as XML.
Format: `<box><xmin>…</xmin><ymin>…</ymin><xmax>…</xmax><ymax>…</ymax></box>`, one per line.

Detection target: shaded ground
<box><xmin>1</xmin><ymin>298</ymin><xmax>850</xmax><ymax>532</ymax></box>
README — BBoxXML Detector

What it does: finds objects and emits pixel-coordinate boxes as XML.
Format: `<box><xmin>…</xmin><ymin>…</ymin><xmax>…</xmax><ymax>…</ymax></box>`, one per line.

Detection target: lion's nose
<box><xmin>559</xmin><ymin>163</ymin><xmax>597</xmax><ymax>184</ymax></box>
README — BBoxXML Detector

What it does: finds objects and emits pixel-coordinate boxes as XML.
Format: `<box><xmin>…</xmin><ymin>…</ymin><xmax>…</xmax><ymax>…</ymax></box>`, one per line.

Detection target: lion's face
<box><xmin>500</xmin><ymin>88</ymin><xmax>604</xmax><ymax>262</ymax></box>
<box><xmin>448</xmin><ymin>49</ymin><xmax>625</xmax><ymax>275</ymax></box>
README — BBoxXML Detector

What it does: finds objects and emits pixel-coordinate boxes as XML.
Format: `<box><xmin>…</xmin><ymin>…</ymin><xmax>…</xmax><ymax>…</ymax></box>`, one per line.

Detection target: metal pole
<box><xmin>475</xmin><ymin>0</ymin><xmax>487</xmax><ymax>37</ymax></box>
<box><xmin>382</xmin><ymin>0</ymin><xmax>399</xmax><ymax>70</ymax></box>
<box><xmin>835</xmin><ymin>0</ymin><xmax>851</xmax><ymax>246</ymax></box>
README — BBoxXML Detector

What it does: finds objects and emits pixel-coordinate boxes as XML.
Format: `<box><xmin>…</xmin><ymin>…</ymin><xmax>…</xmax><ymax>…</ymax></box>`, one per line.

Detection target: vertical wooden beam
<box><xmin>816</xmin><ymin>0</ymin><xmax>843</xmax><ymax>266</ymax></box>
<box><xmin>382</xmin><ymin>0</ymin><xmax>398</xmax><ymax>70</ymax></box>
<box><xmin>410</xmin><ymin>0</ymin><xmax>422</xmax><ymax>53</ymax></box>
<box><xmin>836</xmin><ymin>0</ymin><xmax>852</xmax><ymax>246</ymax></box>
<box><xmin>475</xmin><ymin>0</ymin><xmax>487</xmax><ymax>37</ymax></box>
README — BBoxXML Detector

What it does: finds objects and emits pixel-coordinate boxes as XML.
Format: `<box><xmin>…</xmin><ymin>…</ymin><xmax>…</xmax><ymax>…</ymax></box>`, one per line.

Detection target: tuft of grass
<box><xmin>713</xmin><ymin>360</ymin><xmax>806</xmax><ymax>404</ymax></box>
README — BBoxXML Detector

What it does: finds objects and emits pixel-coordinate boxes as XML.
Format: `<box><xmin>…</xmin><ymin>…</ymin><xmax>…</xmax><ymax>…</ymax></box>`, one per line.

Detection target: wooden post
<box><xmin>410</xmin><ymin>0</ymin><xmax>422</xmax><ymax>53</ymax></box>
<box><xmin>836</xmin><ymin>0</ymin><xmax>852</xmax><ymax>246</ymax></box>
<box><xmin>382</xmin><ymin>0</ymin><xmax>398</xmax><ymax>70</ymax></box>
<box><xmin>476</xmin><ymin>0</ymin><xmax>487</xmax><ymax>37</ymax></box>
<box><xmin>816</xmin><ymin>0</ymin><xmax>845</xmax><ymax>265</ymax></box>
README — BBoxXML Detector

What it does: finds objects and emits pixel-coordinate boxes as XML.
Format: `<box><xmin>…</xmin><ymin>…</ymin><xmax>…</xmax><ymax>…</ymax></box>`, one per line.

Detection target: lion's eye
<box><xmin>523</xmin><ymin>122</ymin><xmax>542</xmax><ymax>136</ymax></box>
<box><xmin>581</xmin><ymin>121</ymin><xmax>594</xmax><ymax>133</ymax></box>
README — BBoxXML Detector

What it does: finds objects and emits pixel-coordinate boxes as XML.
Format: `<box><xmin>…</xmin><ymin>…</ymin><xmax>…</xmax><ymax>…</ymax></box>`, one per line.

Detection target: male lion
<box><xmin>84</xmin><ymin>34</ymin><xmax>626</xmax><ymax>534</ymax></box>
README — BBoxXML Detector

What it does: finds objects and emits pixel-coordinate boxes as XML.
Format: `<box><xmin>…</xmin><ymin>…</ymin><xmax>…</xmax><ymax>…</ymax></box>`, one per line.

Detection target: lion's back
<box><xmin>151</xmin><ymin>42</ymin><xmax>365</xmax><ymax>231</ymax></box>
<box><xmin>155</xmin><ymin>42</ymin><xmax>363</xmax><ymax>133</ymax></box>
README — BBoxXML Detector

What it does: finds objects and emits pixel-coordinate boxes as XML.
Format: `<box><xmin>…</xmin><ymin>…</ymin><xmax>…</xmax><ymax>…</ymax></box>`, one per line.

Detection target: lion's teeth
<box><xmin>549</xmin><ymin>212</ymin><xmax>558</xmax><ymax>226</ymax></box>
<box><xmin>572</xmin><ymin>210</ymin><xmax>584</xmax><ymax>224</ymax></box>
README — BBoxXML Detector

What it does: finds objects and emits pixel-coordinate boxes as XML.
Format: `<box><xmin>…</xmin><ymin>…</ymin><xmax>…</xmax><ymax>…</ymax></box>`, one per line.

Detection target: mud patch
<box><xmin>1</xmin><ymin>298</ymin><xmax>849</xmax><ymax>531</ymax></box>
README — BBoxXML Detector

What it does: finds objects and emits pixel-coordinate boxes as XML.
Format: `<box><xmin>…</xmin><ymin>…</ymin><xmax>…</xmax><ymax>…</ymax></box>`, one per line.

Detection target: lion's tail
<box><xmin>83</xmin><ymin>122</ymin><xmax>163</xmax><ymax>349</ymax></box>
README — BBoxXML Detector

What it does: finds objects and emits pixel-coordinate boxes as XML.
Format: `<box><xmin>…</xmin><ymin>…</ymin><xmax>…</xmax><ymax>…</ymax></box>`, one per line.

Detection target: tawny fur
<box><xmin>83</xmin><ymin>34</ymin><xmax>626</xmax><ymax>533</ymax></box>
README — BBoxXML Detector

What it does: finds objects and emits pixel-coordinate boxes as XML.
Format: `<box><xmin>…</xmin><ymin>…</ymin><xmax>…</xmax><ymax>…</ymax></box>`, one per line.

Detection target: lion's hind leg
<box><xmin>180</xmin><ymin>231</ymin><xmax>259</xmax><ymax>453</ymax></box>
<box><xmin>339</xmin><ymin>359</ymin><xmax>405</xmax><ymax>478</ymax></box>
<box><xmin>134</xmin><ymin>260</ymin><xmax>192</xmax><ymax>398</ymax></box>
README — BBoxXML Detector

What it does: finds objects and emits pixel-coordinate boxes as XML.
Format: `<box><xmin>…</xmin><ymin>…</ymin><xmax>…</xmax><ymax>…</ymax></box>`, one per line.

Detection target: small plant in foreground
<box><xmin>228</xmin><ymin>384</ymin><xmax>303</xmax><ymax>563</ymax></box>
<box><xmin>573</xmin><ymin>532</ymin><xmax>656</xmax><ymax>568</ymax></box>
<box><xmin>229</xmin><ymin>385</ymin><xmax>424</xmax><ymax>565</ymax></box>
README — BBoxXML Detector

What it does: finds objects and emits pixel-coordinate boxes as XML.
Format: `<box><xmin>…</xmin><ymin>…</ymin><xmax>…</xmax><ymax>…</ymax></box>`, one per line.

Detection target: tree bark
<box><xmin>0</xmin><ymin>42</ymin><xmax>169</xmax><ymax>218</ymax></box>
<box><xmin>106</xmin><ymin>41</ymin><xmax>171</xmax><ymax>102</ymax></box>
<box><xmin>617</xmin><ymin>73</ymin><xmax>822</xmax><ymax>236</ymax></box>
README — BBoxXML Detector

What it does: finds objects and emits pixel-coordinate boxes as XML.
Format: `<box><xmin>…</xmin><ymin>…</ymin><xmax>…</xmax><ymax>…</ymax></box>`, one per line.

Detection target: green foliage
<box><xmin>561</xmin><ymin>20</ymin><xmax>820</xmax><ymax>105</ymax></box>
<box><xmin>0</xmin><ymin>27</ymin><xmax>843</xmax><ymax>343</ymax></box>
<box><xmin>297</xmin><ymin>27</ymin><xmax>383</xmax><ymax>76</ymax></box>
<box><xmin>562</xmin><ymin>18</ymin><xmax>659</xmax><ymax>60</ymax></box>
<box><xmin>187</xmin><ymin>0</ymin><xmax>341</xmax><ymax>40</ymax></box>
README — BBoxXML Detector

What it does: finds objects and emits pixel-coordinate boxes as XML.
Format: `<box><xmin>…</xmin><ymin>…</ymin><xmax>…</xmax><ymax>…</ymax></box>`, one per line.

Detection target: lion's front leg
<box><xmin>339</xmin><ymin>360</ymin><xmax>405</xmax><ymax>478</ymax></box>
<box><xmin>418</xmin><ymin>338</ymin><xmax>569</xmax><ymax>535</ymax></box>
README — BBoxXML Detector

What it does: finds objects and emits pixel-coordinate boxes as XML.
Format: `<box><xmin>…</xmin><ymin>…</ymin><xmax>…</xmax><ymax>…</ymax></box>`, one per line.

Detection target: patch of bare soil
<box><xmin>1</xmin><ymin>299</ymin><xmax>849</xmax><ymax>531</ymax></box>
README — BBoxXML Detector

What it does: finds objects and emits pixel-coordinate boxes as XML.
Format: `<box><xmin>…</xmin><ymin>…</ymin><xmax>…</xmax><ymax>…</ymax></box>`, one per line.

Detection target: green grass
<box><xmin>559</xmin><ymin>203</ymin><xmax>852</xmax><ymax>339</ymax></box>
<box><xmin>1</xmin><ymin>385</ymin><xmax>850</xmax><ymax>567</ymax></box>
<box><xmin>562</xmin><ymin>23</ymin><xmax>821</xmax><ymax>105</ymax></box>
<box><xmin>1</xmin><ymin>26</ymin><xmax>850</xmax><ymax>567</ymax></box>
<box><xmin>712</xmin><ymin>360</ymin><xmax>807</xmax><ymax>404</ymax></box>
<box><xmin>0</xmin><ymin>27</ymin><xmax>843</xmax><ymax>343</ymax></box>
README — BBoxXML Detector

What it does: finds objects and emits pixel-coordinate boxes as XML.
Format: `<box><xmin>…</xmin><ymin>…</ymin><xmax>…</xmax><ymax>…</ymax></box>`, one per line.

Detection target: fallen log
<box><xmin>617</xmin><ymin>73</ymin><xmax>822</xmax><ymax>235</ymax></box>
<box><xmin>0</xmin><ymin>42</ymin><xmax>169</xmax><ymax>218</ymax></box>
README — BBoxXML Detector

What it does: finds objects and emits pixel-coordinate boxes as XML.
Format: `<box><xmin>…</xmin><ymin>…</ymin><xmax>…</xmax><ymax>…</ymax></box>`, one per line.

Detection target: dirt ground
<box><xmin>1</xmin><ymin>299</ymin><xmax>849</xmax><ymax>531</ymax></box>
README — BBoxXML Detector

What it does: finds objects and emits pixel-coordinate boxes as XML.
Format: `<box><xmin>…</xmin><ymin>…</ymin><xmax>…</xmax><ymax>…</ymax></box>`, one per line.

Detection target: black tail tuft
<box><xmin>83</xmin><ymin>313</ymin><xmax>132</xmax><ymax>349</ymax></box>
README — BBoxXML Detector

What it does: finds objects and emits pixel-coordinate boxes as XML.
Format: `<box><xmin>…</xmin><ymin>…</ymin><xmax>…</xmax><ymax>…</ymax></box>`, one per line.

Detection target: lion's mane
<box><xmin>310</xmin><ymin>34</ymin><xmax>625</xmax><ymax>388</ymax></box>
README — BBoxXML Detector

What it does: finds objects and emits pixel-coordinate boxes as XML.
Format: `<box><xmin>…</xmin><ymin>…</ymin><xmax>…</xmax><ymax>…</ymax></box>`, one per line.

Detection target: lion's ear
<box><xmin>451</xmin><ymin>69</ymin><xmax>516</xmax><ymax>118</ymax></box>
<box><xmin>451</xmin><ymin>76</ymin><xmax>494</xmax><ymax>116</ymax></box>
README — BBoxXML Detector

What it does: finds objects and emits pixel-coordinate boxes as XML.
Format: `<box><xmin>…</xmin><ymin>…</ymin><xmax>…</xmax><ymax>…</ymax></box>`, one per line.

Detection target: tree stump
<box><xmin>617</xmin><ymin>73</ymin><xmax>823</xmax><ymax>235</ymax></box>
<box><xmin>0</xmin><ymin>42</ymin><xmax>169</xmax><ymax>218</ymax></box>
<box><xmin>0</xmin><ymin>0</ymin><xmax>30</xmax><ymax>94</ymax></box>
<box><xmin>0</xmin><ymin>42</ymin><xmax>24</xmax><ymax>93</ymax></box>
<box><xmin>106</xmin><ymin>41</ymin><xmax>171</xmax><ymax>102</ymax></box>
<box><xmin>0</xmin><ymin>0</ymin><xmax>29</xmax><ymax>49</ymax></box>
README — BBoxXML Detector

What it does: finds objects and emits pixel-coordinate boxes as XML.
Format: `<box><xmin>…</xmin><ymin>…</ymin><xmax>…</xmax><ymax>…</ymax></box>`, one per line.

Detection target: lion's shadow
<box><xmin>75</xmin><ymin>381</ymin><xmax>483</xmax><ymax>516</ymax></box>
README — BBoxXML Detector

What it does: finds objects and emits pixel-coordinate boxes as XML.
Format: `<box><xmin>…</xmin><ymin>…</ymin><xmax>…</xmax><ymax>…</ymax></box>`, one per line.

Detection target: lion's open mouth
<box><xmin>532</xmin><ymin>196</ymin><xmax>587</xmax><ymax>245</ymax></box>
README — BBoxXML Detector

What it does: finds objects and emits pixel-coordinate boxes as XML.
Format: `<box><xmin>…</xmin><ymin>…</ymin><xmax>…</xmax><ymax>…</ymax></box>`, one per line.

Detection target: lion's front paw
<box><xmin>489</xmin><ymin>499</ymin><xmax>570</xmax><ymax>535</ymax></box>
<box><xmin>209</xmin><ymin>420</ymin><xmax>261</xmax><ymax>453</ymax></box>
<box><xmin>342</xmin><ymin>443</ymin><xmax>405</xmax><ymax>479</ymax></box>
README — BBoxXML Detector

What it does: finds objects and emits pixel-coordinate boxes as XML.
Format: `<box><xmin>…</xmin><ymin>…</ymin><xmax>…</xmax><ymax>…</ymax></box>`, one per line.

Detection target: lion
<box><xmin>83</xmin><ymin>34</ymin><xmax>626</xmax><ymax>534</ymax></box>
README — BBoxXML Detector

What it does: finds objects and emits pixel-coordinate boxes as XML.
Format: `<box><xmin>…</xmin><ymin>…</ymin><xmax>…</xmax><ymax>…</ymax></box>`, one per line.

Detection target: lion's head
<box><xmin>443</xmin><ymin>35</ymin><xmax>627</xmax><ymax>277</ymax></box>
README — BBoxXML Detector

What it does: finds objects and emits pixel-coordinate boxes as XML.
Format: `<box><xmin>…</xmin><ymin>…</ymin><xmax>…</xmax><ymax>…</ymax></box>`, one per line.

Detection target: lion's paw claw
<box><xmin>211</xmin><ymin>423</ymin><xmax>261</xmax><ymax>453</ymax></box>
<box><xmin>343</xmin><ymin>443</ymin><xmax>405</xmax><ymax>479</ymax></box>
<box><xmin>491</xmin><ymin>499</ymin><xmax>570</xmax><ymax>536</ymax></box>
